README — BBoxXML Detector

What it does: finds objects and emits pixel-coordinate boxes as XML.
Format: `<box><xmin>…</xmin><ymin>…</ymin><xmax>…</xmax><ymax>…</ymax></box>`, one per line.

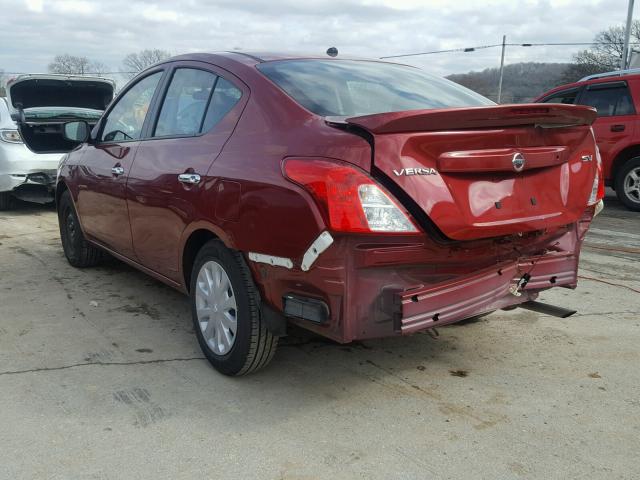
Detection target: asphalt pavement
<box><xmin>0</xmin><ymin>191</ymin><xmax>638</xmax><ymax>480</ymax></box>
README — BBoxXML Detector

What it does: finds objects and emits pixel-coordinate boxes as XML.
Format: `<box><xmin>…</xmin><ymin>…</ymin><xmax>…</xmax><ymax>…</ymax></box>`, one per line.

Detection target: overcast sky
<box><xmin>0</xmin><ymin>0</ymin><xmax>634</xmax><ymax>80</ymax></box>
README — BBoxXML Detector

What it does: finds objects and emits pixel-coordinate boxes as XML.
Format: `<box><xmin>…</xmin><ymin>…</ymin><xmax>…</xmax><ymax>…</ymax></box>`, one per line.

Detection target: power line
<box><xmin>380</xmin><ymin>42</ymin><xmax>640</xmax><ymax>59</ymax></box>
<box><xmin>380</xmin><ymin>44</ymin><xmax>503</xmax><ymax>58</ymax></box>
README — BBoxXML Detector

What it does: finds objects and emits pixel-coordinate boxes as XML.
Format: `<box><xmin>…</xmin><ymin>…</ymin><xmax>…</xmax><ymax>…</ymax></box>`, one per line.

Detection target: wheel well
<box><xmin>612</xmin><ymin>145</ymin><xmax>640</xmax><ymax>185</ymax></box>
<box><xmin>182</xmin><ymin>229</ymin><xmax>218</xmax><ymax>292</ymax></box>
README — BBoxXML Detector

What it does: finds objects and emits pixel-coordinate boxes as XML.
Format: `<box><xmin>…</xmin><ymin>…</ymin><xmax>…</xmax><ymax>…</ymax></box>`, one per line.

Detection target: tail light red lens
<box><xmin>283</xmin><ymin>158</ymin><xmax>420</xmax><ymax>234</ymax></box>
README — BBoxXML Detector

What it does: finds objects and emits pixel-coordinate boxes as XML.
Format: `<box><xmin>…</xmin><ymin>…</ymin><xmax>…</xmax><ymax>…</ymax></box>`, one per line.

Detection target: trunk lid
<box><xmin>7</xmin><ymin>74</ymin><xmax>115</xmax><ymax>154</ymax></box>
<box><xmin>338</xmin><ymin>104</ymin><xmax>598</xmax><ymax>241</ymax></box>
<box><xmin>8</xmin><ymin>74</ymin><xmax>114</xmax><ymax>112</ymax></box>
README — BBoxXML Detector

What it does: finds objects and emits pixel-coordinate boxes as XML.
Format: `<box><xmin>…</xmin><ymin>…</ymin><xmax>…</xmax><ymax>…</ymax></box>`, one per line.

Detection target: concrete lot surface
<box><xmin>0</xmin><ymin>192</ymin><xmax>638</xmax><ymax>480</ymax></box>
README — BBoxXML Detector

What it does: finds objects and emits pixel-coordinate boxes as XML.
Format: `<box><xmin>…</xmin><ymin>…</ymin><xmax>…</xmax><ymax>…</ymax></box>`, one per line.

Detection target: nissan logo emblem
<box><xmin>512</xmin><ymin>153</ymin><xmax>526</xmax><ymax>172</ymax></box>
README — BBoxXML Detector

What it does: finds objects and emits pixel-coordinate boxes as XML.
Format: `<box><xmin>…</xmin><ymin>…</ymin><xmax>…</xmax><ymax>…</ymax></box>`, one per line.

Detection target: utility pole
<box><xmin>622</xmin><ymin>0</ymin><xmax>635</xmax><ymax>70</ymax></box>
<box><xmin>497</xmin><ymin>35</ymin><xmax>506</xmax><ymax>103</ymax></box>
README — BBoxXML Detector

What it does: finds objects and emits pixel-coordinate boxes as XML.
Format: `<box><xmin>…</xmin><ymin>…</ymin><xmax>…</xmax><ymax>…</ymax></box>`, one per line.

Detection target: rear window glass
<box><xmin>257</xmin><ymin>60</ymin><xmax>493</xmax><ymax>116</ymax></box>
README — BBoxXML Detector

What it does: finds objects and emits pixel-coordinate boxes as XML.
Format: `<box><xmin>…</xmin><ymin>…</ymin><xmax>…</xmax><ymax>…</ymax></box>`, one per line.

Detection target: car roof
<box><xmin>160</xmin><ymin>51</ymin><xmax>405</xmax><ymax>69</ymax></box>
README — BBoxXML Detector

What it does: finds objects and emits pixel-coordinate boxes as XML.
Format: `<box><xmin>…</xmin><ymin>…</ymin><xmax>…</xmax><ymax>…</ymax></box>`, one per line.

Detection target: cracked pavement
<box><xmin>0</xmin><ymin>191</ymin><xmax>639</xmax><ymax>480</ymax></box>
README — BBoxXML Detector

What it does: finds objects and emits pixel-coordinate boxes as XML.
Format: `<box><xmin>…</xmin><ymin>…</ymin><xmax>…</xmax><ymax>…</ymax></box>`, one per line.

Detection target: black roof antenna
<box><xmin>326</xmin><ymin>47</ymin><xmax>338</xmax><ymax>57</ymax></box>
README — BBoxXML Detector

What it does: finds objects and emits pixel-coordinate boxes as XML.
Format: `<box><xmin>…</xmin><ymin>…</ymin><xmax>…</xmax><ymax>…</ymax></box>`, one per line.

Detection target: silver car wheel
<box><xmin>623</xmin><ymin>166</ymin><xmax>640</xmax><ymax>203</ymax></box>
<box><xmin>195</xmin><ymin>260</ymin><xmax>238</xmax><ymax>355</ymax></box>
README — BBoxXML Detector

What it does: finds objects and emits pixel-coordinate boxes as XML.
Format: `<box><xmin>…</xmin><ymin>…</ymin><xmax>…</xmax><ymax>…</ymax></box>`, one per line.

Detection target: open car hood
<box><xmin>7</xmin><ymin>74</ymin><xmax>115</xmax><ymax>112</ymax></box>
<box><xmin>7</xmin><ymin>74</ymin><xmax>115</xmax><ymax>154</ymax></box>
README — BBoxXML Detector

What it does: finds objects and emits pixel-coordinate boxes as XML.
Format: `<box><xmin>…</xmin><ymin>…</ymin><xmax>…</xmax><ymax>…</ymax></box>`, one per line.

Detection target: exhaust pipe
<box><xmin>518</xmin><ymin>300</ymin><xmax>577</xmax><ymax>318</ymax></box>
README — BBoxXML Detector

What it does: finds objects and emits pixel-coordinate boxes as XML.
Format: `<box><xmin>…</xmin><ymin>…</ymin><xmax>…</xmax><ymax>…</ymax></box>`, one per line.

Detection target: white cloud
<box><xmin>24</xmin><ymin>0</ymin><xmax>42</xmax><ymax>12</ymax></box>
<box><xmin>142</xmin><ymin>5</ymin><xmax>180</xmax><ymax>22</ymax></box>
<box><xmin>52</xmin><ymin>1</ymin><xmax>97</xmax><ymax>14</ymax></box>
<box><xmin>1</xmin><ymin>0</ymin><xmax>633</xmax><ymax>79</ymax></box>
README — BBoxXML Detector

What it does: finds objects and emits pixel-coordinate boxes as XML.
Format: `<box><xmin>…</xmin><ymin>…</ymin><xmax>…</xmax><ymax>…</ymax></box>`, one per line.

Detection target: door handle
<box><xmin>611</xmin><ymin>124</ymin><xmax>626</xmax><ymax>132</ymax></box>
<box><xmin>111</xmin><ymin>166</ymin><xmax>125</xmax><ymax>176</ymax></box>
<box><xmin>178</xmin><ymin>173</ymin><xmax>201</xmax><ymax>184</ymax></box>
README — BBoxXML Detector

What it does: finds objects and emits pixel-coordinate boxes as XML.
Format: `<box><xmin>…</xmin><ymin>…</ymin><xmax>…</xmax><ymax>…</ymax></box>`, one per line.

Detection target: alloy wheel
<box><xmin>623</xmin><ymin>166</ymin><xmax>640</xmax><ymax>204</ymax></box>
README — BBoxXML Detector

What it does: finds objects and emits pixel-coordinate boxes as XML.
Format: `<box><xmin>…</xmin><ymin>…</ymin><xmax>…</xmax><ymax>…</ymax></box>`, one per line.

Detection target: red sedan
<box><xmin>34</xmin><ymin>53</ymin><xmax>603</xmax><ymax>375</ymax></box>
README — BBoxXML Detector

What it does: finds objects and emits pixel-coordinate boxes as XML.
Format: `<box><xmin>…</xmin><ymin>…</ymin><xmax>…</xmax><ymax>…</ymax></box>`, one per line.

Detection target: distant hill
<box><xmin>447</xmin><ymin>62</ymin><xmax>571</xmax><ymax>103</ymax></box>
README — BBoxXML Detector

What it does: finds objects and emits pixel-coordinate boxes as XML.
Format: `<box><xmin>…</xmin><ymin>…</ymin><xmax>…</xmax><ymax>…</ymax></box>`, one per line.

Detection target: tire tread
<box><xmin>0</xmin><ymin>192</ymin><xmax>11</xmax><ymax>211</ymax></box>
<box><xmin>58</xmin><ymin>190</ymin><xmax>104</xmax><ymax>267</ymax></box>
<box><xmin>232</xmin><ymin>249</ymin><xmax>278</xmax><ymax>375</ymax></box>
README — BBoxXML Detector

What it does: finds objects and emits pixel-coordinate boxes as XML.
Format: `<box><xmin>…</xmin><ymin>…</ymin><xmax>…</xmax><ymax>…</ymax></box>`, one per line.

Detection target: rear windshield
<box><xmin>257</xmin><ymin>59</ymin><xmax>493</xmax><ymax>116</ymax></box>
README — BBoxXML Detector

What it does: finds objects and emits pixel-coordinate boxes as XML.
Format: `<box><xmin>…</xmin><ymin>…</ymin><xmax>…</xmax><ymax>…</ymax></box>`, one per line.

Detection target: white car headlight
<box><xmin>0</xmin><ymin>129</ymin><xmax>23</xmax><ymax>144</ymax></box>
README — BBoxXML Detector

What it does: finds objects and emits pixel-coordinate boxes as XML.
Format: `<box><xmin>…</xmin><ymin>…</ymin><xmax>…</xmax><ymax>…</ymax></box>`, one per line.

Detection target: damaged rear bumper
<box><xmin>394</xmin><ymin>252</ymin><xmax>576</xmax><ymax>334</ymax></box>
<box><xmin>251</xmin><ymin>212</ymin><xmax>591</xmax><ymax>344</ymax></box>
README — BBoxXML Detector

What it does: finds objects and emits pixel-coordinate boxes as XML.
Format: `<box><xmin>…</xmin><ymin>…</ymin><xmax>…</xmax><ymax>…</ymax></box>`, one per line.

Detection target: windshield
<box><xmin>257</xmin><ymin>59</ymin><xmax>493</xmax><ymax>116</ymax></box>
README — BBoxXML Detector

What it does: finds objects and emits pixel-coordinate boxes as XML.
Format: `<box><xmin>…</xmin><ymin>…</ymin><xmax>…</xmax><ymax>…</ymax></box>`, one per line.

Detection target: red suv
<box><xmin>17</xmin><ymin>53</ymin><xmax>604</xmax><ymax>375</ymax></box>
<box><xmin>536</xmin><ymin>70</ymin><xmax>640</xmax><ymax>210</ymax></box>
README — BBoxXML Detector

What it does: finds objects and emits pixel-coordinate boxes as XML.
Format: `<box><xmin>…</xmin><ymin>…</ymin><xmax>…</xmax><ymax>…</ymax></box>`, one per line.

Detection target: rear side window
<box><xmin>154</xmin><ymin>69</ymin><xmax>242</xmax><ymax>137</ymax></box>
<box><xmin>542</xmin><ymin>89</ymin><xmax>579</xmax><ymax>105</ymax></box>
<box><xmin>257</xmin><ymin>60</ymin><xmax>493</xmax><ymax>117</ymax></box>
<box><xmin>580</xmin><ymin>83</ymin><xmax>635</xmax><ymax>117</ymax></box>
<box><xmin>201</xmin><ymin>78</ymin><xmax>242</xmax><ymax>132</ymax></box>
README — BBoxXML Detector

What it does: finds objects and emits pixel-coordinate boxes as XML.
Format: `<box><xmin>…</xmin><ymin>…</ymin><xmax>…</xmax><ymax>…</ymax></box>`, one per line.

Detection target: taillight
<box><xmin>283</xmin><ymin>158</ymin><xmax>420</xmax><ymax>234</ymax></box>
<box><xmin>587</xmin><ymin>147</ymin><xmax>605</xmax><ymax>206</ymax></box>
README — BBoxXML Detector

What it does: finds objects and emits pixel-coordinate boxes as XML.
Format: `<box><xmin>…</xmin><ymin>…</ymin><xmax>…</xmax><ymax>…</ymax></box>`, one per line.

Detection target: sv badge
<box><xmin>393</xmin><ymin>167</ymin><xmax>438</xmax><ymax>176</ymax></box>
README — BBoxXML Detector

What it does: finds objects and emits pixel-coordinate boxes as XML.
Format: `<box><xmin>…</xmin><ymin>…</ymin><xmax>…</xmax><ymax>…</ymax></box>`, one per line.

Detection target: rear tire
<box><xmin>615</xmin><ymin>157</ymin><xmax>640</xmax><ymax>211</ymax></box>
<box><xmin>0</xmin><ymin>192</ymin><xmax>11</xmax><ymax>210</ymax></box>
<box><xmin>57</xmin><ymin>190</ymin><xmax>104</xmax><ymax>267</ymax></box>
<box><xmin>190</xmin><ymin>240</ymin><xmax>278</xmax><ymax>376</ymax></box>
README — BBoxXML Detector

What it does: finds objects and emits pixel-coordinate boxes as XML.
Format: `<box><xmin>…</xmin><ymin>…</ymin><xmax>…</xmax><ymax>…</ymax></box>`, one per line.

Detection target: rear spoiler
<box><xmin>326</xmin><ymin>104</ymin><xmax>597</xmax><ymax>134</ymax></box>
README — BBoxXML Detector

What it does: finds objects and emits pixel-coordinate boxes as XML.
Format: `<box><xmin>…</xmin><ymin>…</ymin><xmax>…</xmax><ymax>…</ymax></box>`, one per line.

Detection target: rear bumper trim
<box><xmin>395</xmin><ymin>252</ymin><xmax>578</xmax><ymax>334</ymax></box>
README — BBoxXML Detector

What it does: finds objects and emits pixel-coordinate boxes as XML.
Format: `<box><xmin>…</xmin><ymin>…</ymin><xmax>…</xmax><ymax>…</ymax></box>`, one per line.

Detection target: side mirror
<box><xmin>63</xmin><ymin>121</ymin><xmax>90</xmax><ymax>143</ymax></box>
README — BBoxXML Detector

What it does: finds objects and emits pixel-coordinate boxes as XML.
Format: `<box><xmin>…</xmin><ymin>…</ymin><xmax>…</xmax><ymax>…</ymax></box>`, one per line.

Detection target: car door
<box><xmin>76</xmin><ymin>70</ymin><xmax>165</xmax><ymax>258</ymax></box>
<box><xmin>126</xmin><ymin>62</ymin><xmax>246</xmax><ymax>280</ymax></box>
<box><xmin>577</xmin><ymin>81</ymin><xmax>636</xmax><ymax>177</ymax></box>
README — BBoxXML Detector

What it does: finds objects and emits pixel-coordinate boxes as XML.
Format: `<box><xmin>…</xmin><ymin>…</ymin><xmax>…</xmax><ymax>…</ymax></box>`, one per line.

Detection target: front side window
<box><xmin>580</xmin><ymin>83</ymin><xmax>635</xmax><ymax>117</ymax></box>
<box><xmin>542</xmin><ymin>89</ymin><xmax>579</xmax><ymax>105</ymax></box>
<box><xmin>101</xmin><ymin>71</ymin><xmax>163</xmax><ymax>142</ymax></box>
<box><xmin>257</xmin><ymin>59</ymin><xmax>493</xmax><ymax>117</ymax></box>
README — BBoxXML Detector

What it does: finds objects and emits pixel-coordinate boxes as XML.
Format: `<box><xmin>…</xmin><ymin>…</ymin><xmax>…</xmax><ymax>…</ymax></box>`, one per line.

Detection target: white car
<box><xmin>1</xmin><ymin>74</ymin><xmax>115</xmax><ymax>209</ymax></box>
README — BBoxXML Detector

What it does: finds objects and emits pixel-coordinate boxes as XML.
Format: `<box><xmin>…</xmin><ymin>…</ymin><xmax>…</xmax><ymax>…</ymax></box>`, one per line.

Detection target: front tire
<box><xmin>615</xmin><ymin>158</ymin><xmax>640</xmax><ymax>211</ymax></box>
<box><xmin>57</xmin><ymin>190</ymin><xmax>104</xmax><ymax>267</ymax></box>
<box><xmin>0</xmin><ymin>192</ymin><xmax>11</xmax><ymax>210</ymax></box>
<box><xmin>190</xmin><ymin>240</ymin><xmax>278</xmax><ymax>376</ymax></box>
